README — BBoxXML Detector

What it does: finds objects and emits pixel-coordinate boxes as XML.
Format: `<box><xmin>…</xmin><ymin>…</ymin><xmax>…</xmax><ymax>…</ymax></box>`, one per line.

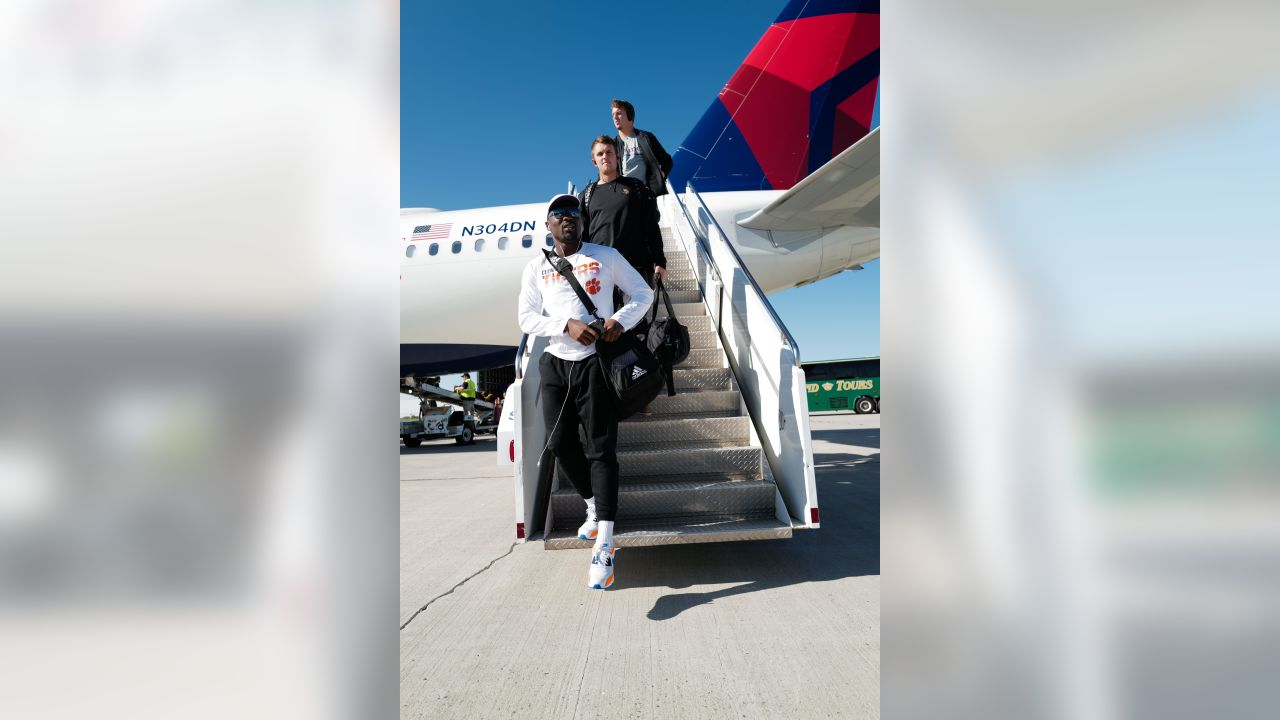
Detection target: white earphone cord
<box><xmin>535</xmin><ymin>362</ymin><xmax>574</xmax><ymax>468</ymax></box>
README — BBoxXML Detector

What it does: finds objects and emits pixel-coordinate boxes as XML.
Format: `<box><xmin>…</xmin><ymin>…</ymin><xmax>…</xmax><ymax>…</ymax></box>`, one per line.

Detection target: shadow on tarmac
<box><xmin>399</xmin><ymin>437</ymin><xmax>498</xmax><ymax>456</ymax></box>
<box><xmin>811</xmin><ymin>426</ymin><xmax>881</xmax><ymax>450</ymax></box>
<box><xmin>619</xmin><ymin>429</ymin><xmax>880</xmax><ymax>620</ymax></box>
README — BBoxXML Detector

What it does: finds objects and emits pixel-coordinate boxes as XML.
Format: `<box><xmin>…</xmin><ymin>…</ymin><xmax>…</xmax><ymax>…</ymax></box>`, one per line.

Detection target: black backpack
<box><xmin>638</xmin><ymin>279</ymin><xmax>690</xmax><ymax>396</ymax></box>
<box><xmin>541</xmin><ymin>249</ymin><xmax>664</xmax><ymax>419</ymax></box>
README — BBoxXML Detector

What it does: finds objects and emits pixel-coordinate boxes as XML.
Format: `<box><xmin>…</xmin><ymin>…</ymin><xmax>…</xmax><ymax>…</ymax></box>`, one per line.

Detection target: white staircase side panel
<box><xmin>515</xmin><ymin>336</ymin><xmax>550</xmax><ymax>540</ymax></box>
<box><xmin>668</xmin><ymin>187</ymin><xmax>819</xmax><ymax>527</ymax></box>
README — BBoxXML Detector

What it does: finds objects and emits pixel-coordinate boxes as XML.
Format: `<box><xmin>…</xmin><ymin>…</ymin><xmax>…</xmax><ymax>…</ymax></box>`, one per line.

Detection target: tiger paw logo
<box><xmin>585</xmin><ymin>278</ymin><xmax>601</xmax><ymax>295</ymax></box>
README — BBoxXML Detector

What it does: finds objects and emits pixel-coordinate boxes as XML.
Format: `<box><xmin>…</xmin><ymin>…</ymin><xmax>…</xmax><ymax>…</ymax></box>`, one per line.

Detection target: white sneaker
<box><xmin>577</xmin><ymin>514</ymin><xmax>599</xmax><ymax>541</ymax></box>
<box><xmin>587</xmin><ymin>544</ymin><xmax>616</xmax><ymax>589</ymax></box>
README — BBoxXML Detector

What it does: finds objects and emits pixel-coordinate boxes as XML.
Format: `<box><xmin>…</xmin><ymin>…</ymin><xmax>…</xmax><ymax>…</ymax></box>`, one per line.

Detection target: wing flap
<box><xmin>737</xmin><ymin>127</ymin><xmax>879</xmax><ymax>231</ymax></box>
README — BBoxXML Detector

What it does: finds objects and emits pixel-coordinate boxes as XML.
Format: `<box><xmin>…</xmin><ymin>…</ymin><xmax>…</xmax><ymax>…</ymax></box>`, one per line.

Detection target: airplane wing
<box><xmin>737</xmin><ymin>127</ymin><xmax>879</xmax><ymax>232</ymax></box>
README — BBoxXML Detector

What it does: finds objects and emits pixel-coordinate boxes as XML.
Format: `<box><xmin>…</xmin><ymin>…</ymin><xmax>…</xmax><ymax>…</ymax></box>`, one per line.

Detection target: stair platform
<box><xmin>544</xmin><ymin>517</ymin><xmax>792</xmax><ymax>550</ymax></box>
<box><xmin>551</xmin><ymin>478</ymin><xmax>777</xmax><ymax>525</ymax></box>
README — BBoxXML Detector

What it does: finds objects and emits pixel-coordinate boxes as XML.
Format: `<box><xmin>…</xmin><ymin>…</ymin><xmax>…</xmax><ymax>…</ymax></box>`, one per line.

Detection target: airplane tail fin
<box><xmin>669</xmin><ymin>0</ymin><xmax>879</xmax><ymax>194</ymax></box>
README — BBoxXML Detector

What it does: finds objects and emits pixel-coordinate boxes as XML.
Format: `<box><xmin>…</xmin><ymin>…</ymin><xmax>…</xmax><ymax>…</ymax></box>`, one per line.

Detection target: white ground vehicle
<box><xmin>401</xmin><ymin>410</ymin><xmax>475</xmax><ymax>447</ymax></box>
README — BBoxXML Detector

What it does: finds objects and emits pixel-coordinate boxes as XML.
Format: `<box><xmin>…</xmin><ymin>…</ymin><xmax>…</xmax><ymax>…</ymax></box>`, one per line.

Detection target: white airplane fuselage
<box><xmin>400</xmin><ymin>191</ymin><xmax>878</xmax><ymax>347</ymax></box>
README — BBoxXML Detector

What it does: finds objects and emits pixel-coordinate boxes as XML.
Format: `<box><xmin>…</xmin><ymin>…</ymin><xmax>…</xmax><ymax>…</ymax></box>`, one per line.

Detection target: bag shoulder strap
<box><xmin>581</xmin><ymin>181</ymin><xmax>597</xmax><ymax>216</ymax></box>
<box><xmin>542</xmin><ymin>248</ymin><xmax>602</xmax><ymax>321</ymax></box>
<box><xmin>647</xmin><ymin>278</ymin><xmax>681</xmax><ymax>324</ymax></box>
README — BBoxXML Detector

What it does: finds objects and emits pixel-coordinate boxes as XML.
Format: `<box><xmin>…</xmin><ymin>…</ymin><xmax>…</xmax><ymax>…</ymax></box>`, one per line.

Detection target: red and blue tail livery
<box><xmin>669</xmin><ymin>0</ymin><xmax>879</xmax><ymax>194</ymax></box>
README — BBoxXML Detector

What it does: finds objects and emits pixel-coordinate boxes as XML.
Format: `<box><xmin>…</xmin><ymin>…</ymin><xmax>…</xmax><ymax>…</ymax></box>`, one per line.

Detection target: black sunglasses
<box><xmin>549</xmin><ymin>207</ymin><xmax>581</xmax><ymax>219</ymax></box>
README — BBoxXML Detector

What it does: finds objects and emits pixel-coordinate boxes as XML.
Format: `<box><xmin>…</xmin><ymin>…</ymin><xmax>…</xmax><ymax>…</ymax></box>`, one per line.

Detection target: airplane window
<box><xmin>429</xmin><ymin>243</ymin><xmax>439</xmax><ymax>256</ymax></box>
<box><xmin>474</xmin><ymin>238</ymin><xmax>485</xmax><ymax>252</ymax></box>
<box><xmin>521</xmin><ymin>235</ymin><xmax>532</xmax><ymax>249</ymax></box>
<box><xmin>451</xmin><ymin>241</ymin><xmax>462</xmax><ymax>254</ymax></box>
<box><xmin>545</xmin><ymin>233</ymin><xmax>553</xmax><ymax>247</ymax></box>
<box><xmin>405</xmin><ymin>244</ymin><xmax>416</xmax><ymax>258</ymax></box>
<box><xmin>497</xmin><ymin>236</ymin><xmax>509</xmax><ymax>250</ymax></box>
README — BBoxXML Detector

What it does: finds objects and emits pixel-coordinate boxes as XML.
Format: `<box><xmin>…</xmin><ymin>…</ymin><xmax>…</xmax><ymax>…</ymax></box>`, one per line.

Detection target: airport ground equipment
<box><xmin>498</xmin><ymin>183</ymin><xmax>820</xmax><ymax>548</ymax></box>
<box><xmin>400</xmin><ymin>410</ymin><xmax>476</xmax><ymax>447</ymax></box>
<box><xmin>399</xmin><ymin>378</ymin><xmax>496</xmax><ymax>446</ymax></box>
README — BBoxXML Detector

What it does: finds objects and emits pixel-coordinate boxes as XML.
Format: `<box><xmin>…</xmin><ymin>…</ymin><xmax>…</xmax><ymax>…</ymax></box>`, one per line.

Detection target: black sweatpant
<box><xmin>539</xmin><ymin>352</ymin><xmax>620</xmax><ymax>521</ymax></box>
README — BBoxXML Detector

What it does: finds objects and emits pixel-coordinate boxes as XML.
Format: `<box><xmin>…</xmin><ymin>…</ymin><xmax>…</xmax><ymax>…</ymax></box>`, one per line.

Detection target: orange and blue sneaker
<box><xmin>577</xmin><ymin>512</ymin><xmax>598</xmax><ymax>541</ymax></box>
<box><xmin>587</xmin><ymin>544</ymin><xmax>616</xmax><ymax>589</ymax></box>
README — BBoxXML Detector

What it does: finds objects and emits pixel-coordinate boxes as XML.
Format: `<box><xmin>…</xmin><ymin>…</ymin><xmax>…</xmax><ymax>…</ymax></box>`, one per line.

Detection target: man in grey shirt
<box><xmin>611</xmin><ymin>99</ymin><xmax>673</xmax><ymax>197</ymax></box>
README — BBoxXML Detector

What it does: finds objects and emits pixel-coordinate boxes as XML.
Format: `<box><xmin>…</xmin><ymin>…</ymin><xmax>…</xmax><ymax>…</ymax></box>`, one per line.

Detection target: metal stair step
<box><xmin>659</xmin><ymin>276</ymin><xmax>697</xmax><ymax>292</ymax></box>
<box><xmin>663</xmin><ymin>301</ymin><xmax>706</xmax><ymax>318</ymax></box>
<box><xmin>673</xmin><ymin>348</ymin><xmax>722</xmax><ymax>368</ymax></box>
<box><xmin>616</xmin><ymin>446</ymin><xmax>763</xmax><ymax>482</ymax></box>
<box><xmin>666</xmin><ymin>288</ymin><xmax>701</xmax><ymax>304</ymax></box>
<box><xmin>657</xmin><ymin>275</ymin><xmax>698</xmax><ymax>293</ymax></box>
<box><xmin>633</xmin><ymin>388</ymin><xmax>738</xmax><ymax>417</ymax></box>
<box><xmin>616</xmin><ymin>415</ymin><xmax>751</xmax><ymax>450</ymax></box>
<box><xmin>666</xmin><ymin>367</ymin><xmax>734</xmax><ymax>392</ymax></box>
<box><xmin>664</xmin><ymin>314</ymin><xmax>710</xmax><ymax>333</ymax></box>
<box><xmin>683</xmin><ymin>329</ymin><xmax>718</xmax><ymax>349</ymax></box>
<box><xmin>551</xmin><ymin>479</ymin><xmax>778</xmax><ymax>528</ymax></box>
<box><xmin>543</xmin><ymin>517</ymin><xmax>793</xmax><ymax>549</ymax></box>
<box><xmin>663</xmin><ymin>250</ymin><xmax>688</xmax><ymax>266</ymax></box>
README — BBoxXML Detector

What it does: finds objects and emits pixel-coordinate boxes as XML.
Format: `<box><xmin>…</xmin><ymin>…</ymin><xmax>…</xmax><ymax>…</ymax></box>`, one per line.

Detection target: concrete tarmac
<box><xmin>400</xmin><ymin>413</ymin><xmax>880</xmax><ymax>719</ymax></box>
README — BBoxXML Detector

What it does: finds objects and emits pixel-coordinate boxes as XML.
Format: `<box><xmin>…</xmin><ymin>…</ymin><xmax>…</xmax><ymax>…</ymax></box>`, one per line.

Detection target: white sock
<box><xmin>584</xmin><ymin>497</ymin><xmax>597</xmax><ymax>521</ymax></box>
<box><xmin>597</xmin><ymin>520</ymin><xmax>615</xmax><ymax>548</ymax></box>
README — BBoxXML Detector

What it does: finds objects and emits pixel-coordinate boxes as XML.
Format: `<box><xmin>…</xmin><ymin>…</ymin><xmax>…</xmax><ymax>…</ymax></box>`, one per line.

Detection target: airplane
<box><xmin>401</xmin><ymin>0</ymin><xmax>880</xmax><ymax>376</ymax></box>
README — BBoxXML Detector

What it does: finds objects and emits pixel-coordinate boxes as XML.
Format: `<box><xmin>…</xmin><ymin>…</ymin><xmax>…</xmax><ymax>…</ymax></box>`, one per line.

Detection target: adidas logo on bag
<box><xmin>631</xmin><ymin>366</ymin><xmax>647</xmax><ymax>380</ymax></box>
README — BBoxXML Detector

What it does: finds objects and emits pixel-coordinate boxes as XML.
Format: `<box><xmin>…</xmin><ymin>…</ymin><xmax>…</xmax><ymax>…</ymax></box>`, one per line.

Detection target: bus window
<box><xmin>405</xmin><ymin>244</ymin><xmax>416</xmax><ymax>258</ymax></box>
<box><xmin>428</xmin><ymin>243</ymin><xmax>439</xmax><ymax>256</ymax></box>
<box><xmin>802</xmin><ymin>357</ymin><xmax>880</xmax><ymax>414</ymax></box>
<box><xmin>498</xmin><ymin>236</ymin><xmax>509</xmax><ymax>250</ymax></box>
<box><xmin>451</xmin><ymin>241</ymin><xmax>462</xmax><ymax>254</ymax></box>
<box><xmin>522</xmin><ymin>235</ymin><xmax>532</xmax><ymax>249</ymax></box>
<box><xmin>474</xmin><ymin>238</ymin><xmax>486</xmax><ymax>252</ymax></box>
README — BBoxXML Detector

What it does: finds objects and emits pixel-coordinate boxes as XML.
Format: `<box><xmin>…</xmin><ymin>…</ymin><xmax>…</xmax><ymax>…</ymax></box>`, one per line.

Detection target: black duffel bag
<box><xmin>638</xmin><ymin>279</ymin><xmax>690</xmax><ymax>396</ymax></box>
<box><xmin>541</xmin><ymin>250</ymin><xmax>664</xmax><ymax>419</ymax></box>
<box><xmin>594</xmin><ymin>328</ymin><xmax>664</xmax><ymax>419</ymax></box>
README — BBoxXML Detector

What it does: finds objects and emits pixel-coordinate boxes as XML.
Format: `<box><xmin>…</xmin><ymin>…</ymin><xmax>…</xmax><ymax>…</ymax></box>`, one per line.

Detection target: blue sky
<box><xmin>994</xmin><ymin>91</ymin><xmax>1280</xmax><ymax>362</ymax></box>
<box><xmin>402</xmin><ymin>0</ymin><xmax>879</xmax><ymax>364</ymax></box>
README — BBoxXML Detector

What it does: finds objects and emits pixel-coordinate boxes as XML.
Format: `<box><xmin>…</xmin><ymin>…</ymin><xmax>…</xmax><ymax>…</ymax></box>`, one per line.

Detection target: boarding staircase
<box><xmin>503</xmin><ymin>185</ymin><xmax>819</xmax><ymax>548</ymax></box>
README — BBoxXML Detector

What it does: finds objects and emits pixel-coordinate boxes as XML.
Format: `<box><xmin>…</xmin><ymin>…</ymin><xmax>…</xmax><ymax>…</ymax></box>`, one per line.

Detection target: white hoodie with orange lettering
<box><xmin>517</xmin><ymin>242</ymin><xmax>653</xmax><ymax>361</ymax></box>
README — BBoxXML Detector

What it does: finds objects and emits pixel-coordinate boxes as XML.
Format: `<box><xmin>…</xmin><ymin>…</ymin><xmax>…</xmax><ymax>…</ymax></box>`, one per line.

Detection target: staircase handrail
<box><xmin>672</xmin><ymin>181</ymin><xmax>802</xmax><ymax>366</ymax></box>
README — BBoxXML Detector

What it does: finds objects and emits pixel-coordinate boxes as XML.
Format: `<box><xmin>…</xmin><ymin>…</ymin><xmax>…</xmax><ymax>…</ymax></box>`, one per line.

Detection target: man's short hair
<box><xmin>590</xmin><ymin>134</ymin><xmax>615</xmax><ymax>155</ymax></box>
<box><xmin>611</xmin><ymin>99</ymin><xmax>635</xmax><ymax>121</ymax></box>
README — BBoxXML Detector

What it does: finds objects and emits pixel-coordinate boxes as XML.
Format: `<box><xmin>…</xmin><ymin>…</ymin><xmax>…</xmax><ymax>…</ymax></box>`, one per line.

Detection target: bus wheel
<box><xmin>855</xmin><ymin>396</ymin><xmax>876</xmax><ymax>414</ymax></box>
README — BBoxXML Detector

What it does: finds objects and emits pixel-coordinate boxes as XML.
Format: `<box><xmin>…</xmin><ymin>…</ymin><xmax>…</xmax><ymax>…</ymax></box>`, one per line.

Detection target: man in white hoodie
<box><xmin>517</xmin><ymin>193</ymin><xmax>653</xmax><ymax>589</ymax></box>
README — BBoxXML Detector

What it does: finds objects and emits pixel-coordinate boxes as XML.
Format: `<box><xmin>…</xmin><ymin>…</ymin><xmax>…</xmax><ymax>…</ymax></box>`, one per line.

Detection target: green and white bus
<box><xmin>802</xmin><ymin>357</ymin><xmax>880</xmax><ymax>414</ymax></box>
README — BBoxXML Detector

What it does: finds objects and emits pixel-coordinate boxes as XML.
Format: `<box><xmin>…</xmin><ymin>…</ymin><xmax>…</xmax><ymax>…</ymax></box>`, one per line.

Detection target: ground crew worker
<box><xmin>455</xmin><ymin>372</ymin><xmax>477</xmax><ymax>417</ymax></box>
<box><xmin>517</xmin><ymin>193</ymin><xmax>652</xmax><ymax>589</ymax></box>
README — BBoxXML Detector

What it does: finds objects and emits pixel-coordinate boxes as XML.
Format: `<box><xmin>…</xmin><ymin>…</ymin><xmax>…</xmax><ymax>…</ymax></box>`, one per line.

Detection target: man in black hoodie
<box><xmin>611</xmin><ymin>99</ymin><xmax>673</xmax><ymax>197</ymax></box>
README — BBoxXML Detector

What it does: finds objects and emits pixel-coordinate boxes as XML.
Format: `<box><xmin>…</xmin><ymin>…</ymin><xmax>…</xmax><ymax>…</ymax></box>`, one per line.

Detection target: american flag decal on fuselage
<box><xmin>411</xmin><ymin>223</ymin><xmax>452</xmax><ymax>240</ymax></box>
